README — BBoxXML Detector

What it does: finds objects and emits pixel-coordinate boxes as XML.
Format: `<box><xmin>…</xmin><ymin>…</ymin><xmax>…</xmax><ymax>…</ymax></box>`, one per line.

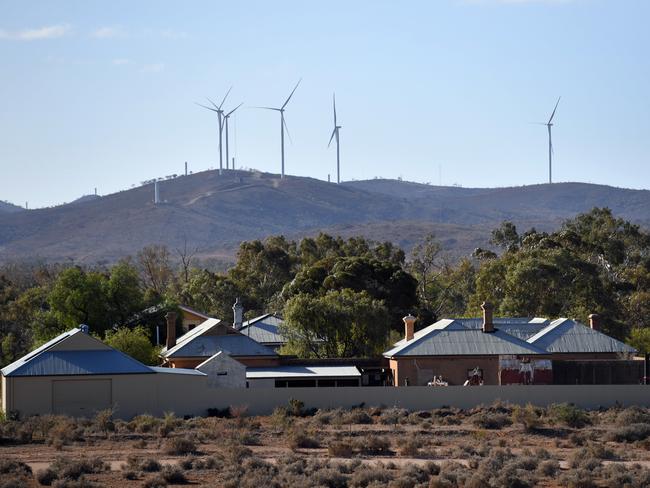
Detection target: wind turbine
<box><xmin>536</xmin><ymin>97</ymin><xmax>561</xmax><ymax>184</ymax></box>
<box><xmin>255</xmin><ymin>79</ymin><xmax>301</xmax><ymax>178</ymax></box>
<box><xmin>327</xmin><ymin>93</ymin><xmax>342</xmax><ymax>184</ymax></box>
<box><xmin>196</xmin><ymin>87</ymin><xmax>232</xmax><ymax>175</ymax></box>
<box><xmin>223</xmin><ymin>103</ymin><xmax>243</xmax><ymax>170</ymax></box>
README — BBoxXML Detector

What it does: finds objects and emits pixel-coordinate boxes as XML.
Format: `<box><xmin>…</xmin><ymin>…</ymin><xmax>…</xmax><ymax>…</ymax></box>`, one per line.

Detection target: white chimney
<box><xmin>233</xmin><ymin>298</ymin><xmax>243</xmax><ymax>330</ymax></box>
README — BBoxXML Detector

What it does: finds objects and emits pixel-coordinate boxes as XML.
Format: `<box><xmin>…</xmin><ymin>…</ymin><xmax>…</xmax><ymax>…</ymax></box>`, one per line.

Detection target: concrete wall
<box><xmin>6</xmin><ymin>373</ymin><xmax>650</xmax><ymax>420</ymax></box>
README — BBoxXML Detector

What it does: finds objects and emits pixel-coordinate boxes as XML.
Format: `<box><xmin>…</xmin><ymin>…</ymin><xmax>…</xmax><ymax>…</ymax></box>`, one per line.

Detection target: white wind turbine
<box><xmin>255</xmin><ymin>79</ymin><xmax>301</xmax><ymax>178</ymax></box>
<box><xmin>535</xmin><ymin>97</ymin><xmax>561</xmax><ymax>184</ymax></box>
<box><xmin>327</xmin><ymin>93</ymin><xmax>342</xmax><ymax>184</ymax></box>
<box><xmin>196</xmin><ymin>87</ymin><xmax>232</xmax><ymax>175</ymax></box>
<box><xmin>223</xmin><ymin>103</ymin><xmax>243</xmax><ymax>170</ymax></box>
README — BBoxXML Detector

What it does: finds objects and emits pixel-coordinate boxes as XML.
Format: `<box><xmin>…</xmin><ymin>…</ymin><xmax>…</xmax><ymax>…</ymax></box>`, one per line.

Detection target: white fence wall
<box><xmin>153</xmin><ymin>385</ymin><xmax>650</xmax><ymax>418</ymax></box>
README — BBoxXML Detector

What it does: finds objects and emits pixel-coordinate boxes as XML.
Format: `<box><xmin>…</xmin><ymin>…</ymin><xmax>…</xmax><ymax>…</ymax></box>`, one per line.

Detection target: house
<box><xmin>238</xmin><ymin>313</ymin><xmax>287</xmax><ymax>351</ymax></box>
<box><xmin>246</xmin><ymin>365</ymin><xmax>361</xmax><ymax>388</ymax></box>
<box><xmin>178</xmin><ymin>304</ymin><xmax>213</xmax><ymax>331</ymax></box>
<box><xmin>160</xmin><ymin>312</ymin><xmax>279</xmax><ymax>369</ymax></box>
<box><xmin>1</xmin><ymin>325</ymin><xmax>206</xmax><ymax>418</ymax></box>
<box><xmin>384</xmin><ymin>303</ymin><xmax>637</xmax><ymax>386</ymax></box>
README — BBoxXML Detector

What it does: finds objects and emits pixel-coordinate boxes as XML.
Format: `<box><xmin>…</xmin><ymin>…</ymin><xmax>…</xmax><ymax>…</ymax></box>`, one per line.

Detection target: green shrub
<box><xmin>550</xmin><ymin>404</ymin><xmax>590</xmax><ymax>428</ymax></box>
<box><xmin>471</xmin><ymin>412</ymin><xmax>512</xmax><ymax>430</ymax></box>
<box><xmin>608</xmin><ymin>423</ymin><xmax>650</xmax><ymax>443</ymax></box>
<box><xmin>512</xmin><ymin>404</ymin><xmax>542</xmax><ymax>432</ymax></box>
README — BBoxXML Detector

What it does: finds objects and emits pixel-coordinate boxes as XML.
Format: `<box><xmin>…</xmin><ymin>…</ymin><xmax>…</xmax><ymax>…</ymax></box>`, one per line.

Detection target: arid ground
<box><xmin>2</xmin><ymin>401</ymin><xmax>650</xmax><ymax>487</ymax></box>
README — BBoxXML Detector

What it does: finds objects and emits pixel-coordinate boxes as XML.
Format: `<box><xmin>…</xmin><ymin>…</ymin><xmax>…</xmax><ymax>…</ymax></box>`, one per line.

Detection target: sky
<box><xmin>0</xmin><ymin>0</ymin><xmax>649</xmax><ymax>208</ymax></box>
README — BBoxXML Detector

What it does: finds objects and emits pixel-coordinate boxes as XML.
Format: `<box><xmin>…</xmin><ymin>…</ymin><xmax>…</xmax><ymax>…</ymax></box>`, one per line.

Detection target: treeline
<box><xmin>1</xmin><ymin>207</ymin><xmax>649</xmax><ymax>366</ymax></box>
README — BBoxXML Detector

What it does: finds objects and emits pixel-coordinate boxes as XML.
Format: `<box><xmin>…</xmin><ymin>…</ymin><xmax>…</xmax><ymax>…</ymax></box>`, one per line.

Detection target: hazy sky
<box><xmin>1</xmin><ymin>0</ymin><xmax>649</xmax><ymax>208</ymax></box>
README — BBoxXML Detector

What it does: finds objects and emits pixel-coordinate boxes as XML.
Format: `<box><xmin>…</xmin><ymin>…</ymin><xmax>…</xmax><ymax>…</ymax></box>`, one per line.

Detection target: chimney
<box><xmin>403</xmin><ymin>314</ymin><xmax>416</xmax><ymax>341</ymax></box>
<box><xmin>165</xmin><ymin>311</ymin><xmax>177</xmax><ymax>349</ymax></box>
<box><xmin>233</xmin><ymin>298</ymin><xmax>243</xmax><ymax>330</ymax></box>
<box><xmin>588</xmin><ymin>313</ymin><xmax>600</xmax><ymax>331</ymax></box>
<box><xmin>481</xmin><ymin>301</ymin><xmax>494</xmax><ymax>333</ymax></box>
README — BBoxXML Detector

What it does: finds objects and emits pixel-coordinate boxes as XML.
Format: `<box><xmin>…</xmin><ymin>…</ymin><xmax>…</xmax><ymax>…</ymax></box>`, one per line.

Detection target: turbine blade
<box><xmin>206</xmin><ymin>97</ymin><xmax>220</xmax><ymax>110</ymax></box>
<box><xmin>283</xmin><ymin>116</ymin><xmax>293</xmax><ymax>145</ymax></box>
<box><xmin>196</xmin><ymin>102</ymin><xmax>219</xmax><ymax>112</ymax></box>
<box><xmin>219</xmin><ymin>86</ymin><xmax>233</xmax><ymax>109</ymax></box>
<box><xmin>251</xmin><ymin>106</ymin><xmax>281</xmax><ymax>111</ymax></box>
<box><xmin>282</xmin><ymin>78</ymin><xmax>302</xmax><ymax>109</ymax></box>
<box><xmin>327</xmin><ymin>127</ymin><xmax>336</xmax><ymax>148</ymax></box>
<box><xmin>333</xmin><ymin>92</ymin><xmax>337</xmax><ymax>126</ymax></box>
<box><xmin>225</xmin><ymin>102</ymin><xmax>244</xmax><ymax>117</ymax></box>
<box><xmin>548</xmin><ymin>96</ymin><xmax>561</xmax><ymax>124</ymax></box>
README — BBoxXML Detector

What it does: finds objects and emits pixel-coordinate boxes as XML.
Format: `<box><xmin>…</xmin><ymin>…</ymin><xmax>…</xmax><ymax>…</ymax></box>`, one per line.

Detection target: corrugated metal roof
<box><xmin>457</xmin><ymin>318</ymin><xmax>550</xmax><ymax>341</ymax></box>
<box><xmin>385</xmin><ymin>328</ymin><xmax>546</xmax><ymax>357</ymax></box>
<box><xmin>246</xmin><ymin>365</ymin><xmax>360</xmax><ymax>379</ymax></box>
<box><xmin>528</xmin><ymin>319</ymin><xmax>637</xmax><ymax>354</ymax></box>
<box><xmin>2</xmin><ymin>350</ymin><xmax>154</xmax><ymax>377</ymax></box>
<box><xmin>239</xmin><ymin>314</ymin><xmax>286</xmax><ymax>345</ymax></box>
<box><xmin>162</xmin><ymin>318</ymin><xmax>221</xmax><ymax>355</ymax></box>
<box><xmin>149</xmin><ymin>366</ymin><xmax>206</xmax><ymax>376</ymax></box>
<box><xmin>163</xmin><ymin>333</ymin><xmax>277</xmax><ymax>358</ymax></box>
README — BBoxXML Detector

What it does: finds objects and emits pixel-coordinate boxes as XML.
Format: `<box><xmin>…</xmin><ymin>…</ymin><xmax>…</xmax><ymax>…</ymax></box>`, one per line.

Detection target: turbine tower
<box><xmin>223</xmin><ymin>103</ymin><xmax>243</xmax><ymax>170</ymax></box>
<box><xmin>539</xmin><ymin>97</ymin><xmax>561</xmax><ymax>184</ymax></box>
<box><xmin>196</xmin><ymin>87</ymin><xmax>232</xmax><ymax>175</ymax></box>
<box><xmin>255</xmin><ymin>79</ymin><xmax>301</xmax><ymax>178</ymax></box>
<box><xmin>328</xmin><ymin>93</ymin><xmax>342</xmax><ymax>184</ymax></box>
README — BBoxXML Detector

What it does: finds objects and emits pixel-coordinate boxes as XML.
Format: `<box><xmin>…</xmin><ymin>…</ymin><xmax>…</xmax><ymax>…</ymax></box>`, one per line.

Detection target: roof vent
<box><xmin>80</xmin><ymin>324</ymin><xmax>90</xmax><ymax>334</ymax></box>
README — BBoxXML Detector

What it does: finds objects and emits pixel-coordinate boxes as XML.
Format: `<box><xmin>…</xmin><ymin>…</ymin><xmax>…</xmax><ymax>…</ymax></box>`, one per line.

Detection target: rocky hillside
<box><xmin>0</xmin><ymin>170</ymin><xmax>648</xmax><ymax>264</ymax></box>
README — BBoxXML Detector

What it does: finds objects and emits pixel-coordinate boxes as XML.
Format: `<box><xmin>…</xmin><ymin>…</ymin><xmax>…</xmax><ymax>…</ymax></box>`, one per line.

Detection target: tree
<box><xmin>103</xmin><ymin>326</ymin><xmax>160</xmax><ymax>365</ymax></box>
<box><xmin>284</xmin><ymin>255</ymin><xmax>418</xmax><ymax>330</ymax></box>
<box><xmin>48</xmin><ymin>267</ymin><xmax>112</xmax><ymax>333</ymax></box>
<box><xmin>282</xmin><ymin>289</ymin><xmax>390</xmax><ymax>358</ymax></box>
<box><xmin>490</xmin><ymin>221</ymin><xmax>520</xmax><ymax>252</ymax></box>
<box><xmin>137</xmin><ymin>245</ymin><xmax>173</xmax><ymax>297</ymax></box>
<box><xmin>105</xmin><ymin>260</ymin><xmax>144</xmax><ymax>326</ymax></box>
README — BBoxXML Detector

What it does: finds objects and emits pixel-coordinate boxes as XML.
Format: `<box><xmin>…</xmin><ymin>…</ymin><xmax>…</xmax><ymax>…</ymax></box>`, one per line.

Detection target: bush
<box><xmin>559</xmin><ymin>469</ymin><xmax>596</xmax><ymax>488</ymax></box>
<box><xmin>37</xmin><ymin>468</ymin><xmax>58</xmax><ymax>486</ymax></box>
<box><xmin>0</xmin><ymin>476</ymin><xmax>31</xmax><ymax>488</ymax></box>
<box><xmin>163</xmin><ymin>437</ymin><xmax>197</xmax><ymax>455</ymax></box>
<box><xmin>608</xmin><ymin>423</ymin><xmax>650</xmax><ymax>443</ymax></box>
<box><xmin>287</xmin><ymin>429</ymin><xmax>320</xmax><ymax>449</ymax></box>
<box><xmin>615</xmin><ymin>406</ymin><xmax>650</xmax><ymax>426</ymax></box>
<box><xmin>122</xmin><ymin>470</ymin><xmax>138</xmax><ymax>480</ymax></box>
<box><xmin>49</xmin><ymin>457</ymin><xmax>108</xmax><ymax>481</ymax></box>
<box><xmin>137</xmin><ymin>458</ymin><xmax>162</xmax><ymax>473</ymax></box>
<box><xmin>471</xmin><ymin>412</ymin><xmax>512</xmax><ymax>430</ymax></box>
<box><xmin>512</xmin><ymin>404</ymin><xmax>542</xmax><ymax>432</ymax></box>
<box><xmin>537</xmin><ymin>460</ymin><xmax>559</xmax><ymax>477</ymax></box>
<box><xmin>343</xmin><ymin>409</ymin><xmax>373</xmax><ymax>425</ymax></box>
<box><xmin>328</xmin><ymin>440</ymin><xmax>354</xmax><ymax>457</ymax></box>
<box><xmin>143</xmin><ymin>475</ymin><xmax>168</xmax><ymax>488</ymax></box>
<box><xmin>397</xmin><ymin>438</ymin><xmax>421</xmax><ymax>457</ymax></box>
<box><xmin>356</xmin><ymin>435</ymin><xmax>391</xmax><ymax>455</ymax></box>
<box><xmin>161</xmin><ymin>465</ymin><xmax>187</xmax><ymax>484</ymax></box>
<box><xmin>0</xmin><ymin>460</ymin><xmax>32</xmax><ymax>477</ymax></box>
<box><xmin>550</xmin><ymin>404</ymin><xmax>590</xmax><ymax>428</ymax></box>
<box><xmin>349</xmin><ymin>468</ymin><xmax>393</xmax><ymax>487</ymax></box>
<box><xmin>311</xmin><ymin>468</ymin><xmax>348</xmax><ymax>488</ymax></box>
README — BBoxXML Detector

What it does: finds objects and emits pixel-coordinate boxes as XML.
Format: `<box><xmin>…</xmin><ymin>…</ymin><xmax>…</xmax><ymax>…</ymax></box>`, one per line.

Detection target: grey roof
<box><xmin>2</xmin><ymin>350</ymin><xmax>155</xmax><ymax>377</ymax></box>
<box><xmin>457</xmin><ymin>318</ymin><xmax>550</xmax><ymax>341</ymax></box>
<box><xmin>246</xmin><ymin>365</ymin><xmax>360</xmax><ymax>379</ymax></box>
<box><xmin>239</xmin><ymin>314</ymin><xmax>287</xmax><ymax>345</ymax></box>
<box><xmin>528</xmin><ymin>319</ymin><xmax>637</xmax><ymax>354</ymax></box>
<box><xmin>162</xmin><ymin>318</ymin><xmax>277</xmax><ymax>359</ymax></box>
<box><xmin>2</xmin><ymin>327</ymin><xmax>159</xmax><ymax>377</ymax></box>
<box><xmin>384</xmin><ymin>321</ymin><xmax>546</xmax><ymax>357</ymax></box>
<box><xmin>149</xmin><ymin>366</ymin><xmax>206</xmax><ymax>376</ymax></box>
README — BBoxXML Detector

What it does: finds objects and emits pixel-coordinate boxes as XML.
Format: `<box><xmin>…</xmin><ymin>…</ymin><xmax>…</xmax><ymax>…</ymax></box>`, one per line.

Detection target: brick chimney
<box><xmin>588</xmin><ymin>313</ymin><xmax>600</xmax><ymax>331</ymax></box>
<box><xmin>403</xmin><ymin>314</ymin><xmax>416</xmax><ymax>341</ymax></box>
<box><xmin>165</xmin><ymin>311</ymin><xmax>177</xmax><ymax>349</ymax></box>
<box><xmin>481</xmin><ymin>301</ymin><xmax>494</xmax><ymax>333</ymax></box>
